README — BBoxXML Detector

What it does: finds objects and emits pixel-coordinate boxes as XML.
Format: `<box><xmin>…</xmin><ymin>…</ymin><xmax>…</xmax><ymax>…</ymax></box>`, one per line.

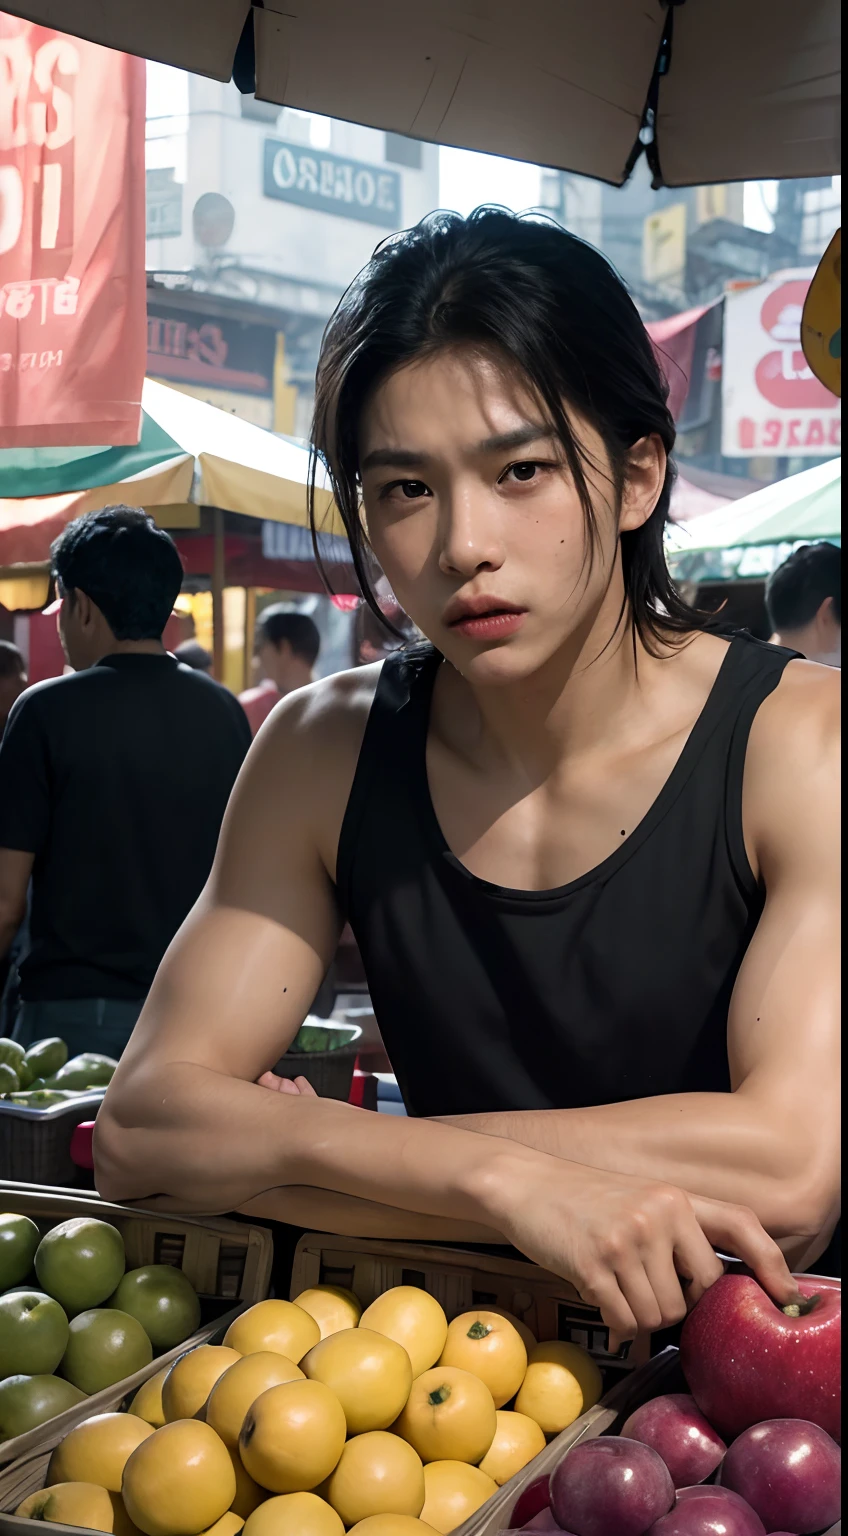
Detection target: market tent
<box><xmin>0</xmin><ymin>378</ymin><xmax>341</xmax><ymax>567</ymax></box>
<box><xmin>7</xmin><ymin>0</ymin><xmax>840</xmax><ymax>187</ymax></box>
<box><xmin>666</xmin><ymin>457</ymin><xmax>841</xmax><ymax>555</ymax></box>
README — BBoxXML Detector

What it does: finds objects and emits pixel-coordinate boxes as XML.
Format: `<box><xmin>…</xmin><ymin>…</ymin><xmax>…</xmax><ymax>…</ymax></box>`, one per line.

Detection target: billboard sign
<box><xmin>722</xmin><ymin>272</ymin><xmax>841</xmax><ymax>457</ymax></box>
<box><xmin>0</xmin><ymin>16</ymin><xmax>146</xmax><ymax>447</ymax></box>
<box><xmin>263</xmin><ymin>139</ymin><xmax>401</xmax><ymax>227</ymax></box>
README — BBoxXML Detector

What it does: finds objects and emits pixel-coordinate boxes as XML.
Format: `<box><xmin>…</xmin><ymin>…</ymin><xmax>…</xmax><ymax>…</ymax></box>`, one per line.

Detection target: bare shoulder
<box><xmin>231</xmin><ymin>660</ymin><xmax>384</xmax><ymax>880</ymax></box>
<box><xmin>744</xmin><ymin>657</ymin><xmax>840</xmax><ymax>872</ymax></box>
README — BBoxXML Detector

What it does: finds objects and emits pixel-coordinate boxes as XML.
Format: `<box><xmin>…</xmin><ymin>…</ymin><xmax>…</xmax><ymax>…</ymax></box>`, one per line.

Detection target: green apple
<box><xmin>0</xmin><ymin>1289</ymin><xmax>69</xmax><ymax>1378</ymax></box>
<box><xmin>22</xmin><ymin>1036</ymin><xmax>68</xmax><ymax>1082</ymax></box>
<box><xmin>0</xmin><ymin>1038</ymin><xmax>25</xmax><ymax>1076</ymax></box>
<box><xmin>0</xmin><ymin>1062</ymin><xmax>19</xmax><ymax>1095</ymax></box>
<box><xmin>60</xmin><ymin>1308</ymin><xmax>152</xmax><ymax>1394</ymax></box>
<box><xmin>0</xmin><ymin>1213</ymin><xmax>40</xmax><ymax>1291</ymax></box>
<box><xmin>45</xmin><ymin>1053</ymin><xmax>117</xmax><ymax>1091</ymax></box>
<box><xmin>35</xmin><ymin>1218</ymin><xmax>126</xmax><ymax>1315</ymax></box>
<box><xmin>0</xmin><ymin>1373</ymin><xmax>87</xmax><ymax>1439</ymax></box>
<box><xmin>108</xmin><ymin>1264</ymin><xmax>201</xmax><ymax>1350</ymax></box>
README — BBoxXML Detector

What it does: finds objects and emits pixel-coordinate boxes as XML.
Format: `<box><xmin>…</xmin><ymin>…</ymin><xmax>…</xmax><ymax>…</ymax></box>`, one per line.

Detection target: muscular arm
<box><xmin>95</xmin><ymin>676</ymin><xmax>795</xmax><ymax>1333</ymax></box>
<box><xmin>435</xmin><ymin>665</ymin><xmax>841</xmax><ymax>1260</ymax></box>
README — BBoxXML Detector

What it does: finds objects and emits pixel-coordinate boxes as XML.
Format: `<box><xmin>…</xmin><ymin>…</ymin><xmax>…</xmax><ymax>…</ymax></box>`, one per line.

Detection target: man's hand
<box><xmin>256</xmin><ymin>1071</ymin><xmax>318</xmax><ymax>1097</ymax></box>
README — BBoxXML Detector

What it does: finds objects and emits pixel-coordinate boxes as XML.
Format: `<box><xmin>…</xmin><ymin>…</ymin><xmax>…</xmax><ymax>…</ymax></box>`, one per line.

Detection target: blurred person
<box><xmin>98</xmin><ymin>213</ymin><xmax>839</xmax><ymax>1337</ymax></box>
<box><xmin>0</xmin><ymin>506</ymin><xmax>252</xmax><ymax>1059</ymax></box>
<box><xmin>766</xmin><ymin>541</ymin><xmax>841</xmax><ymax>666</ymax></box>
<box><xmin>238</xmin><ymin>606</ymin><xmax>320</xmax><ymax>736</ymax></box>
<box><xmin>0</xmin><ymin>641</ymin><xmax>26</xmax><ymax>736</ymax></box>
<box><xmin>174</xmin><ymin>638</ymin><xmax>213</xmax><ymax>673</ymax></box>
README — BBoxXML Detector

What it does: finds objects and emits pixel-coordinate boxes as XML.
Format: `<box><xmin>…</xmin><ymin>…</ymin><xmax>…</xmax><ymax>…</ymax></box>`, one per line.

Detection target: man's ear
<box><xmin>619</xmin><ymin>433</ymin><xmax>667</xmax><ymax>534</ymax></box>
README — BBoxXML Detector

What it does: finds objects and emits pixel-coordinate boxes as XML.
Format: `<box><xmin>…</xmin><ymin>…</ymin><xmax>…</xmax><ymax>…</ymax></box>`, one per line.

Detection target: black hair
<box><xmin>255</xmin><ymin>605</ymin><xmax>321</xmax><ymax>666</ymax></box>
<box><xmin>765</xmin><ymin>542</ymin><xmax>841</xmax><ymax>633</ymax></box>
<box><xmin>309</xmin><ymin>206</ymin><xmax>705</xmax><ymax>654</ymax></box>
<box><xmin>174</xmin><ymin>639</ymin><xmax>213</xmax><ymax>671</ymax></box>
<box><xmin>51</xmin><ymin>506</ymin><xmax>184</xmax><ymax>642</ymax></box>
<box><xmin>0</xmin><ymin>640</ymin><xmax>25</xmax><ymax>679</ymax></box>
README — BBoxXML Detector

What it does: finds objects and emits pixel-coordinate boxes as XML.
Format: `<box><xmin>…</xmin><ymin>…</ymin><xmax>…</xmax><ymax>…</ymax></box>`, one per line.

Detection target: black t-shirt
<box><xmin>0</xmin><ymin>653</ymin><xmax>252</xmax><ymax>1001</ymax></box>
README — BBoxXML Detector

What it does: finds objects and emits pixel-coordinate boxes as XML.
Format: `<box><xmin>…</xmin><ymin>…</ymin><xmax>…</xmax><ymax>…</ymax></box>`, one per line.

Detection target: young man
<box><xmin>766</xmin><ymin>541</ymin><xmax>841</xmax><ymax>667</ymax></box>
<box><xmin>0</xmin><ymin>506</ymin><xmax>252</xmax><ymax>1058</ymax></box>
<box><xmin>96</xmin><ymin>214</ymin><xmax>838</xmax><ymax>1339</ymax></box>
<box><xmin>238</xmin><ymin>607</ymin><xmax>321</xmax><ymax>736</ymax></box>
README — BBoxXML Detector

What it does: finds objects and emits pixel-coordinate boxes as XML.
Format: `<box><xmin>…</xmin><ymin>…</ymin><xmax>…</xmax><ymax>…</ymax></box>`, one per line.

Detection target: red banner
<box><xmin>0</xmin><ymin>15</ymin><xmax>146</xmax><ymax>447</ymax></box>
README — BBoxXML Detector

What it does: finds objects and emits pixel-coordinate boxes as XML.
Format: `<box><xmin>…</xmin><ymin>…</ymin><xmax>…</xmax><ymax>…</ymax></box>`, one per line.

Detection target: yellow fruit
<box><xmin>301</xmin><ymin>1327</ymin><xmax>413</xmax><ymax>1435</ymax></box>
<box><xmin>439</xmin><ymin>1311</ymin><xmax>527</xmax><ymax>1408</ymax></box>
<box><xmin>224</xmin><ymin>1300</ymin><xmax>320</xmax><ymax>1362</ymax></box>
<box><xmin>477</xmin><ymin>1306</ymin><xmax>537</xmax><ymax>1356</ymax></box>
<box><xmin>206</xmin><ymin>1351</ymin><xmax>305</xmax><ymax>1447</ymax></box>
<box><xmin>122</xmin><ymin>1419</ymin><xmax>236</xmax><ymax>1536</ymax></box>
<box><xmin>16</xmin><ymin>1482</ymin><xmax>134</xmax><ymax>1533</ymax></box>
<box><xmin>129</xmin><ymin>1367</ymin><xmax>169</xmax><ymax>1428</ymax></box>
<box><xmin>293</xmin><ymin>1285</ymin><xmax>362</xmax><ymax>1339</ymax></box>
<box><xmin>200</xmin><ymin>1517</ymin><xmax>245</xmax><ymax>1536</ymax></box>
<box><xmin>326</xmin><ymin>1431</ymin><xmax>425</xmax><ymax>1525</ymax></box>
<box><xmin>420</xmin><ymin>1462</ymin><xmax>497</xmax><ymax>1533</ymax></box>
<box><xmin>477</xmin><ymin>1410</ymin><xmax>546</xmax><ymax>1484</ymax></box>
<box><xmin>239</xmin><ymin>1379</ymin><xmax>346</xmax><ymax>1494</ymax></box>
<box><xmin>242</xmin><ymin>1493</ymin><xmax>343</xmax><ymax>1535</ymax></box>
<box><xmin>514</xmin><ymin>1340</ymin><xmax>603</xmax><ymax>1435</ymax></box>
<box><xmin>162</xmin><ymin>1345</ymin><xmax>242</xmax><ymax>1423</ymax></box>
<box><xmin>395</xmin><ymin>1367</ymin><xmax>496</xmax><ymax>1465</ymax></box>
<box><xmin>228</xmin><ymin>1445</ymin><xmax>266</xmax><ymax>1517</ymax></box>
<box><xmin>349</xmin><ymin>1521</ymin><xmax>439</xmax><ymax>1536</ymax></box>
<box><xmin>47</xmin><ymin>1411</ymin><xmax>154</xmax><ymax>1492</ymax></box>
<box><xmin>359</xmin><ymin>1288</ymin><xmax>448</xmax><ymax>1378</ymax></box>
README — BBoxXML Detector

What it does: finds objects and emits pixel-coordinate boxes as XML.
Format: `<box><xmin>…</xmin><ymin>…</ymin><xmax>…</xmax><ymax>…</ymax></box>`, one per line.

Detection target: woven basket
<box><xmin>275</xmin><ymin>1017</ymin><xmax>362</xmax><ymax>1100</ymax></box>
<box><xmin>0</xmin><ymin>1093</ymin><xmax>104</xmax><ymax>1186</ymax></box>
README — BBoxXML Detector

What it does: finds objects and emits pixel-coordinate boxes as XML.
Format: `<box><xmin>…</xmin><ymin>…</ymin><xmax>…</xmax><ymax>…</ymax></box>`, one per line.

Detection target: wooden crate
<box><xmin>0</xmin><ymin>1312</ymin><xmax>241</xmax><ymax>1532</ymax></box>
<box><xmin>0</xmin><ymin>1184</ymin><xmax>273</xmax><ymax>1468</ymax></box>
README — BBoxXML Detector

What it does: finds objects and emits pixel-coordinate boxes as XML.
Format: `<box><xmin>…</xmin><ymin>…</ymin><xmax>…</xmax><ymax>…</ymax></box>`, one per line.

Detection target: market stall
<box><xmin>0</xmin><ymin>379</ymin><xmax>355</xmax><ymax>684</ymax></box>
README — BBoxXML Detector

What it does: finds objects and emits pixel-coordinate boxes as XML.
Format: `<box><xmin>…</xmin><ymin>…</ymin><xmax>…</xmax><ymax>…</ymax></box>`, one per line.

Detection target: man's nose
<box><xmin>437</xmin><ymin>487</ymin><xmax>505</xmax><ymax>577</ymax></box>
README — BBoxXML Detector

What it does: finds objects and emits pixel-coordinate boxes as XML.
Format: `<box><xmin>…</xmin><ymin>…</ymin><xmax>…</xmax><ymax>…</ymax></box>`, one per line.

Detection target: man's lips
<box><xmin>444</xmin><ymin>594</ymin><xmax>527</xmax><ymax>627</ymax></box>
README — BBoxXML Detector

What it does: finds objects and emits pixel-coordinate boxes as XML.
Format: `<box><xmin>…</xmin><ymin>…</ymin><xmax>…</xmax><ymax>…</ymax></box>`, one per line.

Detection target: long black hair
<box><xmin>309</xmin><ymin>207</ymin><xmax>705</xmax><ymax>653</ymax></box>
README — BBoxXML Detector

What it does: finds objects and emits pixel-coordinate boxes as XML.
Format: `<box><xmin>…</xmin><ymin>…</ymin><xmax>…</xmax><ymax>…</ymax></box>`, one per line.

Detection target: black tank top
<box><xmin>336</xmin><ymin>633</ymin><xmax>797</xmax><ymax>1119</ymax></box>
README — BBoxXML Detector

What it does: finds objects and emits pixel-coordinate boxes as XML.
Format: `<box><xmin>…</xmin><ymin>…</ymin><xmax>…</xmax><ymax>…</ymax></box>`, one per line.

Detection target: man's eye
<box><xmin>380</xmin><ymin>479</ymin><xmax>430</xmax><ymax>500</ymax></box>
<box><xmin>505</xmin><ymin>461</ymin><xmax>540</xmax><ymax>483</ymax></box>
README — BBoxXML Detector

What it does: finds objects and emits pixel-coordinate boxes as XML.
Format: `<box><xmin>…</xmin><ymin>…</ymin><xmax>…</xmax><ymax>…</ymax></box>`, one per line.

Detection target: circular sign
<box><xmin>192</xmin><ymin>192</ymin><xmax>235</xmax><ymax>248</ymax></box>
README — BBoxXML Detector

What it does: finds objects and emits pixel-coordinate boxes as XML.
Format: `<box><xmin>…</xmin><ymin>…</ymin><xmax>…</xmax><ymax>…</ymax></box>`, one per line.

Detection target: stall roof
<box><xmin>6</xmin><ymin>0</ymin><xmax>841</xmax><ymax>187</ymax></box>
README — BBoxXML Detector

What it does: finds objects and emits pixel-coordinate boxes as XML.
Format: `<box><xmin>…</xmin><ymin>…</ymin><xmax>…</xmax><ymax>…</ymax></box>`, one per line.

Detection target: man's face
<box><xmin>358</xmin><ymin>346</ymin><xmax>664</xmax><ymax>689</ymax></box>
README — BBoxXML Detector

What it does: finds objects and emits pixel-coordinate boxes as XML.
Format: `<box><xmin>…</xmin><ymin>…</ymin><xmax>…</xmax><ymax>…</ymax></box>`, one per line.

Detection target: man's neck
<box><xmin>275</xmin><ymin>662</ymin><xmax>314</xmax><ymax>696</ymax></box>
<box><xmin>103</xmin><ymin>639</ymin><xmax>167</xmax><ymax>659</ymax></box>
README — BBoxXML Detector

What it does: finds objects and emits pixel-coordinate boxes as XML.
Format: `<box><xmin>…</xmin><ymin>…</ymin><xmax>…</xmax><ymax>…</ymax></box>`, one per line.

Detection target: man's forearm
<box><xmin>237</xmin><ymin>1186</ymin><xmax>502</xmax><ymax>1243</ymax></box>
<box><xmin>434</xmin><ymin>1091</ymin><xmax>835</xmax><ymax>1241</ymax></box>
<box><xmin>95</xmin><ymin>1059</ymin><xmax>537</xmax><ymax>1234</ymax></box>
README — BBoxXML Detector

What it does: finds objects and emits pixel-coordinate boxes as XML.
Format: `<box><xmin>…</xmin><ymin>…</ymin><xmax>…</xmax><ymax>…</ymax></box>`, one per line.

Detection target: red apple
<box><xmin>679</xmin><ymin>1274</ymin><xmax>841</xmax><ymax>1441</ymax></box>
<box><xmin>621</xmin><ymin>1394</ymin><xmax>726</xmax><ymax>1488</ymax></box>
<box><xmin>719</xmin><ymin>1418</ymin><xmax>841</xmax><ymax>1533</ymax></box>
<box><xmin>550</xmin><ymin>1437</ymin><xmax>675</xmax><ymax>1536</ymax></box>
<box><xmin>511</xmin><ymin>1476</ymin><xmax>551</xmax><ymax>1528</ymax></box>
<box><xmin>647</xmin><ymin>1488</ymin><xmax>765</xmax><ymax>1534</ymax></box>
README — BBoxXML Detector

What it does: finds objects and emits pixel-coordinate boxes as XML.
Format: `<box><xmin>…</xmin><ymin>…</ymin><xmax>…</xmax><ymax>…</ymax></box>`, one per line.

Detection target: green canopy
<box><xmin>667</xmin><ymin>458</ymin><xmax>841</xmax><ymax>582</ymax></box>
<box><xmin>0</xmin><ymin>410</ymin><xmax>185</xmax><ymax>499</ymax></box>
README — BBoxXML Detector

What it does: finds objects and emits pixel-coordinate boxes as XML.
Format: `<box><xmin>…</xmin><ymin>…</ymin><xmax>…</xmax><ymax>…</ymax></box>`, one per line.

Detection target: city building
<box><xmin>145</xmin><ymin>75</ymin><xmax>440</xmax><ymax>435</ymax></box>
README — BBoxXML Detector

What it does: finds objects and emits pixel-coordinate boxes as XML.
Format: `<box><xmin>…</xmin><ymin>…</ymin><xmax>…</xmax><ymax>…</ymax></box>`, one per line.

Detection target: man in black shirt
<box><xmin>0</xmin><ymin>505</ymin><xmax>252</xmax><ymax>1059</ymax></box>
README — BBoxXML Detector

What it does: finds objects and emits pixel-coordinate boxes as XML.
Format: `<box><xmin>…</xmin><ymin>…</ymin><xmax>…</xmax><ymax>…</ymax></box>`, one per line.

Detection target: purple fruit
<box><xmin>719</xmin><ymin>1418</ymin><xmax>841</xmax><ymax>1534</ymax></box>
<box><xmin>511</xmin><ymin>1476</ymin><xmax>551</xmax><ymax>1528</ymax></box>
<box><xmin>621</xmin><ymin>1394</ymin><xmax>726</xmax><ymax>1488</ymax></box>
<box><xmin>550</xmin><ymin>1436</ymin><xmax>675</xmax><ymax>1536</ymax></box>
<box><xmin>647</xmin><ymin>1488</ymin><xmax>766</xmax><ymax>1535</ymax></box>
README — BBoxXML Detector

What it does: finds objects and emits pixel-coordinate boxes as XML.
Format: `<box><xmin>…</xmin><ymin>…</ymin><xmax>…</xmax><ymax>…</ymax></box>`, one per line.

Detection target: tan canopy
<box><xmin>8</xmin><ymin>0</ymin><xmax>841</xmax><ymax>187</ymax></box>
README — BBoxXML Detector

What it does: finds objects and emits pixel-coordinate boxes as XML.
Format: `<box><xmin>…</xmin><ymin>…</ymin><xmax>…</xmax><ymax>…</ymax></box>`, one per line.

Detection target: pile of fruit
<box><xmin>0</xmin><ymin>1036</ymin><xmax>117</xmax><ymax>1106</ymax></box>
<box><xmin>0</xmin><ymin>1212</ymin><xmax>202</xmax><ymax>1442</ymax></box>
<box><xmin>499</xmin><ymin>1273</ymin><xmax>841</xmax><ymax>1536</ymax></box>
<box><xmin>10</xmin><ymin>1281</ymin><xmax>604</xmax><ymax>1534</ymax></box>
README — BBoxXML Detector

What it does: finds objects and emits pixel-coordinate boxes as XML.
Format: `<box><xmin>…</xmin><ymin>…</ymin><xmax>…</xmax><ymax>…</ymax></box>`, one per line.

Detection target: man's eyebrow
<box><xmin>360</xmin><ymin>423</ymin><xmax>556</xmax><ymax>473</ymax></box>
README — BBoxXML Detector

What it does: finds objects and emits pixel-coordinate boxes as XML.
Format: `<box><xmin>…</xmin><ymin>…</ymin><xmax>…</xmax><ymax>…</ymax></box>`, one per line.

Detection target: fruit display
<box><xmin>0</xmin><ymin>1212</ymin><xmax>203</xmax><ymax>1444</ymax></box>
<box><xmin>7</xmin><ymin>1281</ymin><xmax>604</xmax><ymax>1533</ymax></box>
<box><xmin>497</xmin><ymin>1274</ymin><xmax>841</xmax><ymax>1536</ymax></box>
<box><xmin>0</xmin><ymin>1035</ymin><xmax>117</xmax><ymax>1103</ymax></box>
